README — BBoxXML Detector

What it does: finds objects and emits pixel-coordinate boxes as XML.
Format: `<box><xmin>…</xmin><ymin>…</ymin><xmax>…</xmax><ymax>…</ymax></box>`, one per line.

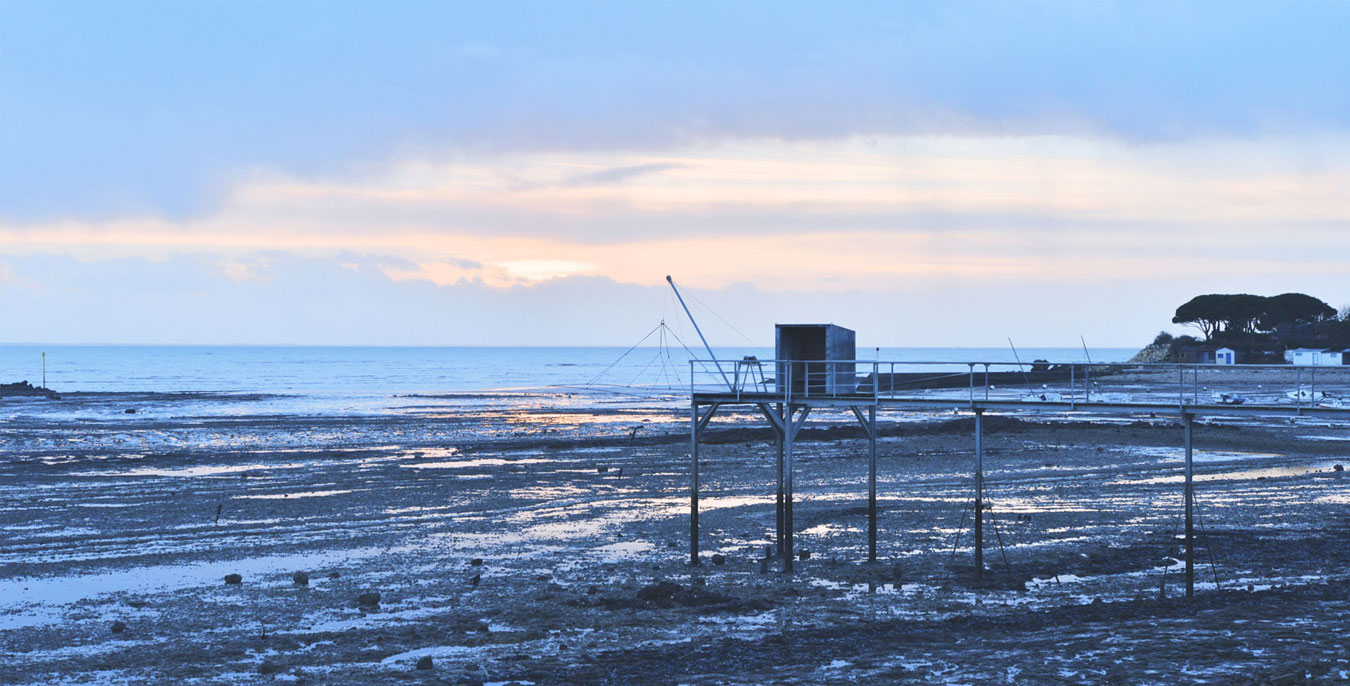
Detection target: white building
<box><xmin>1289</xmin><ymin>348</ymin><xmax>1349</xmax><ymax>366</ymax></box>
<box><xmin>1214</xmin><ymin>347</ymin><xmax>1236</xmax><ymax>365</ymax></box>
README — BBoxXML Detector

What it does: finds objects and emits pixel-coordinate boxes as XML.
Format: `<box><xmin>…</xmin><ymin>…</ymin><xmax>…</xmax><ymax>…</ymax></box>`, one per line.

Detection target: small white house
<box><xmin>1289</xmin><ymin>348</ymin><xmax>1348</xmax><ymax>366</ymax></box>
<box><xmin>1213</xmin><ymin>347</ymin><xmax>1237</xmax><ymax>365</ymax></box>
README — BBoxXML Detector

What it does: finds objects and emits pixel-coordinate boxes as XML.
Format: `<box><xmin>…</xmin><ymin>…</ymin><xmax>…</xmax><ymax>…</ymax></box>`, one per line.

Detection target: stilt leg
<box><xmin>974</xmin><ymin>410</ymin><xmax>984</xmax><ymax>584</ymax></box>
<box><xmin>868</xmin><ymin>405</ymin><xmax>877</xmax><ymax>563</ymax></box>
<box><xmin>690</xmin><ymin>401</ymin><xmax>699</xmax><ymax>566</ymax></box>
<box><xmin>1184</xmin><ymin>412</ymin><xmax>1195</xmax><ymax>599</ymax></box>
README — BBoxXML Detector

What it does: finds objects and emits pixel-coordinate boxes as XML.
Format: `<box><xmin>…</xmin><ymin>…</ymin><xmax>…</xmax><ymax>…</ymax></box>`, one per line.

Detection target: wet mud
<box><xmin>2</xmin><ymin>393</ymin><xmax>1349</xmax><ymax>684</ymax></box>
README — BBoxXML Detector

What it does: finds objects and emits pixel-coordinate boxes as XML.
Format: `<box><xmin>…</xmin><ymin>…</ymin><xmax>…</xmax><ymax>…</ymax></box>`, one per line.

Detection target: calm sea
<box><xmin>1</xmin><ymin>345</ymin><xmax>1138</xmax><ymax>396</ymax></box>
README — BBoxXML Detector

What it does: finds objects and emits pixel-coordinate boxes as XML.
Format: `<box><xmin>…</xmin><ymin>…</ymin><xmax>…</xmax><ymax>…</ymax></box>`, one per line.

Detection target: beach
<box><xmin>3</xmin><ymin>386</ymin><xmax>1349</xmax><ymax>685</ymax></box>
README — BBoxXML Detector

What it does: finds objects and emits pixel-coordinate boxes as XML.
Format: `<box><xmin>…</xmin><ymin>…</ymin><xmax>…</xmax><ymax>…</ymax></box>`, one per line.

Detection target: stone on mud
<box><xmin>357</xmin><ymin>591</ymin><xmax>381</xmax><ymax>606</ymax></box>
<box><xmin>293</xmin><ymin>571</ymin><xmax>310</xmax><ymax>586</ymax></box>
<box><xmin>224</xmin><ymin>573</ymin><xmax>242</xmax><ymax>585</ymax></box>
<box><xmin>416</xmin><ymin>656</ymin><xmax>434</xmax><ymax>670</ymax></box>
<box><xmin>110</xmin><ymin>620</ymin><xmax>127</xmax><ymax>633</ymax></box>
<box><xmin>710</xmin><ymin>553</ymin><xmax>726</xmax><ymax>565</ymax></box>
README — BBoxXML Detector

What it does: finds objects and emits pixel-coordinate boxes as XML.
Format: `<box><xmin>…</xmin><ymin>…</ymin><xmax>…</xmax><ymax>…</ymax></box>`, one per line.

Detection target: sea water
<box><xmin>2</xmin><ymin>345</ymin><xmax>1137</xmax><ymax>394</ymax></box>
<box><xmin>0</xmin><ymin>345</ymin><xmax>1136</xmax><ymax>419</ymax></box>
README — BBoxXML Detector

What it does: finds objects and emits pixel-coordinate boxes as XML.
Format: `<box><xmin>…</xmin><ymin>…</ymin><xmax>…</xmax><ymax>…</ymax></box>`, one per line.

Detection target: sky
<box><xmin>3</xmin><ymin>1</ymin><xmax>1349</xmax><ymax>347</ymax></box>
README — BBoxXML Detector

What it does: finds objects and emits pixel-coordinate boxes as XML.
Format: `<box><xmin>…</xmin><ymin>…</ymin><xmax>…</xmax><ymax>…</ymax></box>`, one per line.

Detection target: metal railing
<box><xmin>689</xmin><ymin>358</ymin><xmax>1350</xmax><ymax>412</ymax></box>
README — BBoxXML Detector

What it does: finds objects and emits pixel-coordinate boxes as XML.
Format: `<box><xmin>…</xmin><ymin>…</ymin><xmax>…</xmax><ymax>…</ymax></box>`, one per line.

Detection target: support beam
<box><xmin>974</xmin><ymin>409</ymin><xmax>984</xmax><ymax>584</ymax></box>
<box><xmin>1184</xmin><ymin>412</ymin><xmax>1195</xmax><ymax>599</ymax></box>
<box><xmin>757</xmin><ymin>403</ymin><xmax>785</xmax><ymax>435</ymax></box>
<box><xmin>851</xmin><ymin>405</ymin><xmax>878</xmax><ymax>562</ymax></box>
<box><xmin>775</xmin><ymin>410</ymin><xmax>785</xmax><ymax>558</ymax></box>
<box><xmin>696</xmin><ymin>402</ymin><xmax>722</xmax><ymax>434</ymax></box>
<box><xmin>868</xmin><ymin>405</ymin><xmax>878</xmax><ymax>562</ymax></box>
<box><xmin>781</xmin><ymin>404</ymin><xmax>811</xmax><ymax>573</ymax></box>
<box><xmin>690</xmin><ymin>401</ymin><xmax>700</xmax><ymax>566</ymax></box>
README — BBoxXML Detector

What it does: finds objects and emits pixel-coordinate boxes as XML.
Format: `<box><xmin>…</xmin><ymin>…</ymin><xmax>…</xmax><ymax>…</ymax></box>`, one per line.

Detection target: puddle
<box><xmin>400</xmin><ymin>458</ymin><xmax>550</xmax><ymax>469</ymax></box>
<box><xmin>236</xmin><ymin>489</ymin><xmax>354</xmax><ymax>500</ymax></box>
<box><xmin>75</xmin><ymin>463</ymin><xmax>309</xmax><ymax>478</ymax></box>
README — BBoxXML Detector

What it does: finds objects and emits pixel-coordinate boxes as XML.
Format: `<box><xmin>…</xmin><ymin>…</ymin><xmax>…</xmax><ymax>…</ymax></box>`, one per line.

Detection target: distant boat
<box><xmin>1287</xmin><ymin>389</ymin><xmax>1325</xmax><ymax>403</ymax></box>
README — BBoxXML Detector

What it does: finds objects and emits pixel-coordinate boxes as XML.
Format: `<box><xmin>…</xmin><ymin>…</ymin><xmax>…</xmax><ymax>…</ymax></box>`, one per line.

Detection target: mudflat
<box><xmin>2</xmin><ymin>392</ymin><xmax>1348</xmax><ymax>684</ymax></box>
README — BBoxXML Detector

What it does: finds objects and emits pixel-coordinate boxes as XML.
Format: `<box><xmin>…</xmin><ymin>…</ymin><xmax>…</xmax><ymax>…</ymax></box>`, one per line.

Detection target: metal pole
<box><xmin>666</xmin><ymin>275</ymin><xmax>732</xmax><ymax>391</ymax></box>
<box><xmin>1184</xmin><ymin>412</ymin><xmax>1194</xmax><ymax>599</ymax></box>
<box><xmin>968</xmin><ymin>363</ymin><xmax>974</xmax><ymax>407</ymax></box>
<box><xmin>868</xmin><ymin>404</ymin><xmax>877</xmax><ymax>563</ymax></box>
<box><xmin>784</xmin><ymin>403</ymin><xmax>795</xmax><ymax>573</ymax></box>
<box><xmin>42</xmin><ymin>352</ymin><xmax>46</xmax><ymax>388</ymax></box>
<box><xmin>974</xmin><ymin>409</ymin><xmax>984</xmax><ymax>584</ymax></box>
<box><xmin>690</xmin><ymin>401</ymin><xmax>700</xmax><ymax>566</ymax></box>
<box><xmin>1070</xmin><ymin>364</ymin><xmax>1076</xmax><ymax>409</ymax></box>
<box><xmin>1295</xmin><ymin>367</ymin><xmax>1302</xmax><ymax>410</ymax></box>
<box><xmin>775</xmin><ymin>402</ymin><xmax>784</xmax><ymax>558</ymax></box>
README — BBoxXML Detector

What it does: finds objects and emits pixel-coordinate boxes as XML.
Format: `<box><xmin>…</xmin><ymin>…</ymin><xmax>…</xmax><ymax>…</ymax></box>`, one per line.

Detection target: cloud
<box><xmin>3</xmin><ymin>2</ymin><xmax>1349</xmax><ymax>221</ymax></box>
<box><xmin>558</xmin><ymin>163</ymin><xmax>686</xmax><ymax>188</ymax></box>
<box><xmin>5</xmin><ymin>251</ymin><xmax>1347</xmax><ymax>348</ymax></box>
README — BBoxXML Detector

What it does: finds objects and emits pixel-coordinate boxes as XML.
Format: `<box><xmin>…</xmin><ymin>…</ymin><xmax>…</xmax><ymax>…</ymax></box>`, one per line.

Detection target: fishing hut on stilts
<box><xmin>675</xmin><ymin>285</ymin><xmax>1350</xmax><ymax>597</ymax></box>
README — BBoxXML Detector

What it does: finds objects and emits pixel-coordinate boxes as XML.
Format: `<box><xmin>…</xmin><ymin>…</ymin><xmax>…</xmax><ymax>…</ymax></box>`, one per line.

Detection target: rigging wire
<box><xmin>1194</xmin><ymin>497</ymin><xmax>1222</xmax><ymax>590</ymax></box>
<box><xmin>677</xmin><ymin>278</ymin><xmax>772</xmax><ymax>358</ymax></box>
<box><xmin>1157</xmin><ymin>508</ymin><xmax>1184</xmax><ymax>599</ymax></box>
<box><xmin>586</xmin><ymin>321</ymin><xmax>663</xmax><ymax>386</ymax></box>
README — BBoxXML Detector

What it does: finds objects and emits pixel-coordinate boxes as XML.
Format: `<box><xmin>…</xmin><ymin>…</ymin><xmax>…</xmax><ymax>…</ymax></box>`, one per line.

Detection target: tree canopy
<box><xmin>1172</xmin><ymin>292</ymin><xmax>1336</xmax><ymax>340</ymax></box>
<box><xmin>1259</xmin><ymin>292</ymin><xmax>1337</xmax><ymax>331</ymax></box>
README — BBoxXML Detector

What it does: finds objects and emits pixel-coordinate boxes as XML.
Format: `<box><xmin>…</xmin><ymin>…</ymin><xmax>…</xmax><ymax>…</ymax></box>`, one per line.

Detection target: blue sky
<box><xmin>3</xmin><ymin>1</ymin><xmax>1349</xmax><ymax>345</ymax></box>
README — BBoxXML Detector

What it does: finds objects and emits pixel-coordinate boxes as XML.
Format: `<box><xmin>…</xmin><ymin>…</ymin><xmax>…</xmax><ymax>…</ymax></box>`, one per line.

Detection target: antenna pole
<box><xmin>42</xmin><ymin>352</ymin><xmax>46</xmax><ymax>388</ymax></box>
<box><xmin>1007</xmin><ymin>338</ymin><xmax>1030</xmax><ymax>385</ymax></box>
<box><xmin>667</xmin><ymin>276</ymin><xmax>732</xmax><ymax>391</ymax></box>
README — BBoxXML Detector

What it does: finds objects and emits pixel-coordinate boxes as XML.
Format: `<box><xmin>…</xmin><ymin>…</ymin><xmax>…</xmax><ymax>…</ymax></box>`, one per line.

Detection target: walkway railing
<box><xmin>689</xmin><ymin>358</ymin><xmax>1350</xmax><ymax>412</ymax></box>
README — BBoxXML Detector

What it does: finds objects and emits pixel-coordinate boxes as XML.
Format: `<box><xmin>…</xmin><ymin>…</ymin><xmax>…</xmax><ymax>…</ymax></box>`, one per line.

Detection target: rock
<box><xmin>124</xmin><ymin>408</ymin><xmax>137</xmax><ymax>414</ymax></box>
<box><xmin>1335</xmin><ymin>464</ymin><xmax>1344</xmax><ymax>472</ymax></box>
<box><xmin>416</xmin><ymin>656</ymin><xmax>434</xmax><ymax>671</ymax></box>
<box><xmin>259</xmin><ymin>659</ymin><xmax>285</xmax><ymax>675</ymax></box>
<box><xmin>710</xmin><ymin>554</ymin><xmax>726</xmax><ymax>566</ymax></box>
<box><xmin>798</xmin><ymin>549</ymin><xmax>811</xmax><ymax>561</ymax></box>
<box><xmin>597</xmin><ymin>465</ymin><xmax>609</xmax><ymax>473</ymax></box>
<box><xmin>292</xmin><ymin>571</ymin><xmax>309</xmax><ymax>586</ymax></box>
<box><xmin>469</xmin><ymin>573</ymin><xmax>481</xmax><ymax>587</ymax></box>
<box><xmin>0</xmin><ymin>381</ymin><xmax>59</xmax><ymax>399</ymax></box>
<box><xmin>224</xmin><ymin>573</ymin><xmax>242</xmax><ymax>585</ymax></box>
<box><xmin>110</xmin><ymin>620</ymin><xmax>127</xmax><ymax>633</ymax></box>
<box><xmin>475</xmin><ymin>622</ymin><xmax>491</xmax><ymax>633</ymax></box>
<box><xmin>636</xmin><ymin>581</ymin><xmax>685</xmax><ymax>605</ymax></box>
<box><xmin>357</xmin><ymin>592</ymin><xmax>381</xmax><ymax>606</ymax></box>
<box><xmin>328</xmin><ymin>571</ymin><xmax>341</xmax><ymax>579</ymax></box>
<box><xmin>125</xmin><ymin>599</ymin><xmax>148</xmax><ymax>609</ymax></box>
<box><xmin>470</xmin><ymin>558</ymin><xmax>484</xmax><ymax>566</ymax></box>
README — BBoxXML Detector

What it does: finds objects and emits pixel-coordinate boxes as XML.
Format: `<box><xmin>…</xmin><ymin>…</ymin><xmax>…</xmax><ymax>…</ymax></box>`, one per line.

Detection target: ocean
<box><xmin>1</xmin><ymin>345</ymin><xmax>1138</xmax><ymax>396</ymax></box>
